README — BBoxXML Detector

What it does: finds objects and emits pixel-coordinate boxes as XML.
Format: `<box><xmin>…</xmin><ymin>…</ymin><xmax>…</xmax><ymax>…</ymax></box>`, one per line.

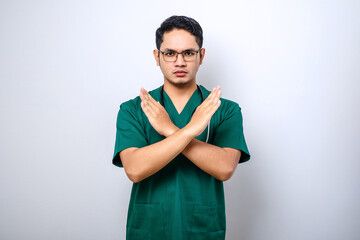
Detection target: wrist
<box><xmin>165</xmin><ymin>125</ymin><xmax>179</xmax><ymax>137</ymax></box>
<box><xmin>182</xmin><ymin>124</ymin><xmax>198</xmax><ymax>139</ymax></box>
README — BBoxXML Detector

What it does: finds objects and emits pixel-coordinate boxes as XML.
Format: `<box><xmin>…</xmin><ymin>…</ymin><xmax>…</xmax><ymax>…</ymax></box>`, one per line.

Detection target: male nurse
<box><xmin>113</xmin><ymin>15</ymin><xmax>250</xmax><ymax>240</ymax></box>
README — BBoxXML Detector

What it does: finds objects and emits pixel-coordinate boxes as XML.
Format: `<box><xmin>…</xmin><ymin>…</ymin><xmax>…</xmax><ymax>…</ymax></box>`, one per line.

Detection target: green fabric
<box><xmin>112</xmin><ymin>85</ymin><xmax>250</xmax><ymax>240</ymax></box>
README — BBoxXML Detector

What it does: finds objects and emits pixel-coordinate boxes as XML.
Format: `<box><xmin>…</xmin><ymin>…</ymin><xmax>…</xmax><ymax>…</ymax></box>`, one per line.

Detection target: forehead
<box><xmin>161</xmin><ymin>29</ymin><xmax>199</xmax><ymax>51</ymax></box>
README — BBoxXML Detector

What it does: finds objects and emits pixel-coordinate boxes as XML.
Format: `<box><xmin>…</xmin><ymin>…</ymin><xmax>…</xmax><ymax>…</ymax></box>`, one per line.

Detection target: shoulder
<box><xmin>217</xmin><ymin>98</ymin><xmax>242</xmax><ymax>124</ymax></box>
<box><xmin>118</xmin><ymin>96</ymin><xmax>141</xmax><ymax>122</ymax></box>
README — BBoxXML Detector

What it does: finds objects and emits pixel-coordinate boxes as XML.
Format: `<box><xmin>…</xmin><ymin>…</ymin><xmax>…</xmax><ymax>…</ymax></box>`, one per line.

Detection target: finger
<box><xmin>141</xmin><ymin>101</ymin><xmax>149</xmax><ymax>114</ymax></box>
<box><xmin>141</xmin><ymin>100</ymin><xmax>156</xmax><ymax>119</ymax></box>
<box><xmin>213</xmin><ymin>89</ymin><xmax>221</xmax><ymax>104</ymax></box>
<box><xmin>140</xmin><ymin>87</ymin><xmax>148</xmax><ymax>94</ymax></box>
<box><xmin>140</xmin><ymin>87</ymin><xmax>152</xmax><ymax>103</ymax></box>
<box><xmin>141</xmin><ymin>88</ymin><xmax>149</xmax><ymax>101</ymax></box>
<box><xmin>213</xmin><ymin>99</ymin><xmax>221</xmax><ymax>112</ymax></box>
<box><xmin>140</xmin><ymin>88</ymin><xmax>156</xmax><ymax>110</ymax></box>
<box><xmin>199</xmin><ymin>88</ymin><xmax>220</xmax><ymax>114</ymax></box>
<box><xmin>211</xmin><ymin>86</ymin><xmax>221</xmax><ymax>103</ymax></box>
<box><xmin>140</xmin><ymin>91</ymin><xmax>152</xmax><ymax>111</ymax></box>
<box><xmin>208</xmin><ymin>99</ymin><xmax>221</xmax><ymax>116</ymax></box>
<box><xmin>203</xmin><ymin>87</ymin><xmax>220</xmax><ymax>108</ymax></box>
<box><xmin>208</xmin><ymin>87</ymin><xmax>216</xmax><ymax>99</ymax></box>
<box><xmin>143</xmin><ymin>94</ymin><xmax>159</xmax><ymax>112</ymax></box>
<box><xmin>139</xmin><ymin>88</ymin><xmax>145</xmax><ymax>101</ymax></box>
<box><xmin>146</xmin><ymin>91</ymin><xmax>158</xmax><ymax>105</ymax></box>
<box><xmin>141</xmin><ymin>88</ymin><xmax>155</xmax><ymax>103</ymax></box>
<box><xmin>141</xmin><ymin>99</ymin><xmax>150</xmax><ymax>110</ymax></box>
<box><xmin>143</xmin><ymin>90</ymin><xmax>159</xmax><ymax>109</ymax></box>
<box><xmin>213</xmin><ymin>86</ymin><xmax>221</xmax><ymax>99</ymax></box>
<box><xmin>207</xmin><ymin>86</ymin><xmax>220</xmax><ymax>101</ymax></box>
<box><xmin>140</xmin><ymin>89</ymin><xmax>164</xmax><ymax>111</ymax></box>
<box><xmin>201</xmin><ymin>88</ymin><xmax>214</xmax><ymax>107</ymax></box>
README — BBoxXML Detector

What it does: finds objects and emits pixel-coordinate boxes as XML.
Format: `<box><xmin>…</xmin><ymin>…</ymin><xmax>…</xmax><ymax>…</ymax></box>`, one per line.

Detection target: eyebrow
<box><xmin>164</xmin><ymin>48</ymin><xmax>198</xmax><ymax>52</ymax></box>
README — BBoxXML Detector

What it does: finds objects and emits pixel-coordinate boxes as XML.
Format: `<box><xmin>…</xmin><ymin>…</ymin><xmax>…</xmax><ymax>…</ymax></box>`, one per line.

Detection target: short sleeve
<box><xmin>212</xmin><ymin>102</ymin><xmax>250</xmax><ymax>163</ymax></box>
<box><xmin>112</xmin><ymin>100</ymin><xmax>148</xmax><ymax>167</ymax></box>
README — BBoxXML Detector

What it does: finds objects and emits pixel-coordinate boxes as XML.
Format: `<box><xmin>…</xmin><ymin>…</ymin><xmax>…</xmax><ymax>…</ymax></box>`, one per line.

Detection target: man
<box><xmin>113</xmin><ymin>15</ymin><xmax>250</xmax><ymax>240</ymax></box>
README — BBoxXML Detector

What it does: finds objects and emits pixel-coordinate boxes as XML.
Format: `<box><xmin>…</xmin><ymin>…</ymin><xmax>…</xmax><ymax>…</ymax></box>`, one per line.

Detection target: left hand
<box><xmin>139</xmin><ymin>88</ymin><xmax>178</xmax><ymax>137</ymax></box>
<box><xmin>185</xmin><ymin>86</ymin><xmax>221</xmax><ymax>137</ymax></box>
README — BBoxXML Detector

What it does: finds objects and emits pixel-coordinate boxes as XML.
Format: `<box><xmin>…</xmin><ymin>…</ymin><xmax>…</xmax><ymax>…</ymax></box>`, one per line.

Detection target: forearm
<box><xmin>120</xmin><ymin>127</ymin><xmax>194</xmax><ymax>183</ymax></box>
<box><xmin>164</xmin><ymin>125</ymin><xmax>240</xmax><ymax>181</ymax></box>
<box><xmin>182</xmin><ymin>139</ymin><xmax>240</xmax><ymax>181</ymax></box>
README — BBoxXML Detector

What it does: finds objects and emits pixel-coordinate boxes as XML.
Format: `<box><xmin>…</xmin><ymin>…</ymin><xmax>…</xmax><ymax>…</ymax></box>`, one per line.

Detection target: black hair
<box><xmin>155</xmin><ymin>15</ymin><xmax>203</xmax><ymax>50</ymax></box>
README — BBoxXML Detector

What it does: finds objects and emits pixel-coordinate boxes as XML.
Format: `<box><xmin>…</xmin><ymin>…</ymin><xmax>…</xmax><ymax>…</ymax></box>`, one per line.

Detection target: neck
<box><xmin>163</xmin><ymin>80</ymin><xmax>198</xmax><ymax>114</ymax></box>
<box><xmin>163</xmin><ymin>80</ymin><xmax>197</xmax><ymax>100</ymax></box>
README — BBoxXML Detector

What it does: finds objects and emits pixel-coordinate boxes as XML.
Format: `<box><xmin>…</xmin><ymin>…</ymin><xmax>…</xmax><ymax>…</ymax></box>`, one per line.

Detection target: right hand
<box><xmin>186</xmin><ymin>86</ymin><xmax>222</xmax><ymax>137</ymax></box>
<box><xmin>140</xmin><ymin>88</ymin><xmax>178</xmax><ymax>137</ymax></box>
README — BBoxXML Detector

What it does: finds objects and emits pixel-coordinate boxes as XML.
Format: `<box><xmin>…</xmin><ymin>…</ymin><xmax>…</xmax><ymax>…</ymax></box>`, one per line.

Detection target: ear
<box><xmin>153</xmin><ymin>49</ymin><xmax>160</xmax><ymax>66</ymax></box>
<box><xmin>199</xmin><ymin>48</ymin><xmax>205</xmax><ymax>65</ymax></box>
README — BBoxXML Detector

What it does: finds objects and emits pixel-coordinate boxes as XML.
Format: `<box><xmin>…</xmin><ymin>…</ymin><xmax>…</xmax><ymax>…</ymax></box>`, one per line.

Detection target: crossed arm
<box><xmin>120</xmin><ymin>87</ymin><xmax>241</xmax><ymax>183</ymax></box>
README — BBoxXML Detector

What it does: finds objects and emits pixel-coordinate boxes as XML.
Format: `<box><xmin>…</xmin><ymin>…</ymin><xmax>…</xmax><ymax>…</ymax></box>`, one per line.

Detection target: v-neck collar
<box><xmin>161</xmin><ymin>87</ymin><xmax>202</xmax><ymax>118</ymax></box>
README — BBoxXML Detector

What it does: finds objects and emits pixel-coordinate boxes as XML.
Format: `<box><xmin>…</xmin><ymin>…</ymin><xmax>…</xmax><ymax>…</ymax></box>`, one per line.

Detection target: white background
<box><xmin>1</xmin><ymin>0</ymin><xmax>359</xmax><ymax>239</ymax></box>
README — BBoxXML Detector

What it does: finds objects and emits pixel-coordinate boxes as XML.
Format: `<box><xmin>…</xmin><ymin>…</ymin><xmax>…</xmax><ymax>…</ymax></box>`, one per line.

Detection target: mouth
<box><xmin>174</xmin><ymin>70</ymin><xmax>187</xmax><ymax>77</ymax></box>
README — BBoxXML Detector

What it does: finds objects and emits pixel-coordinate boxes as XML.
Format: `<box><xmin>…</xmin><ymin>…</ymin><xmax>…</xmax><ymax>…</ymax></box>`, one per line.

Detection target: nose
<box><xmin>174</xmin><ymin>53</ymin><xmax>186</xmax><ymax>67</ymax></box>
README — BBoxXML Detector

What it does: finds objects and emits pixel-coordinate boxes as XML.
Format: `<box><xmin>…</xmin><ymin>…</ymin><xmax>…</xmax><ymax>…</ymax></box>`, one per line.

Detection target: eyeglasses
<box><xmin>159</xmin><ymin>49</ymin><xmax>202</xmax><ymax>62</ymax></box>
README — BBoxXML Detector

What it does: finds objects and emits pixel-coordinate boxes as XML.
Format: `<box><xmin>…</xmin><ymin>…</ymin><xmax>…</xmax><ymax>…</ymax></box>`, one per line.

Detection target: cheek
<box><xmin>159</xmin><ymin>63</ymin><xmax>170</xmax><ymax>72</ymax></box>
<box><xmin>190</xmin><ymin>64</ymin><xmax>200</xmax><ymax>74</ymax></box>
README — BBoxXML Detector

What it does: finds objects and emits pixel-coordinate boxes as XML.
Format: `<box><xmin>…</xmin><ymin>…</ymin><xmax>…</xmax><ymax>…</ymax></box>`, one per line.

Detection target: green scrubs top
<box><xmin>113</xmin><ymin>85</ymin><xmax>250</xmax><ymax>240</ymax></box>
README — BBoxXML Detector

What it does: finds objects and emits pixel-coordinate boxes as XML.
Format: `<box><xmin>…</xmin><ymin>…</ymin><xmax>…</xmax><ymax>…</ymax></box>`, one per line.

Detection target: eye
<box><xmin>164</xmin><ymin>52</ymin><xmax>175</xmax><ymax>56</ymax></box>
<box><xmin>184</xmin><ymin>51</ymin><xmax>195</xmax><ymax>56</ymax></box>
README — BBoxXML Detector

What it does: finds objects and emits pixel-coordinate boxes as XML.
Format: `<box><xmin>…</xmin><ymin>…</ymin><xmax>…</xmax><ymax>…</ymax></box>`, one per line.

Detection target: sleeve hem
<box><xmin>219</xmin><ymin>145</ymin><xmax>250</xmax><ymax>164</ymax></box>
<box><xmin>112</xmin><ymin>151</ymin><xmax>123</xmax><ymax>168</ymax></box>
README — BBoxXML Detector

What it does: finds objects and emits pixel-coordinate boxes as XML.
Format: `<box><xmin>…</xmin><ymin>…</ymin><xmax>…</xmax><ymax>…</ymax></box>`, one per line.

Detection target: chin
<box><xmin>166</xmin><ymin>77</ymin><xmax>194</xmax><ymax>86</ymax></box>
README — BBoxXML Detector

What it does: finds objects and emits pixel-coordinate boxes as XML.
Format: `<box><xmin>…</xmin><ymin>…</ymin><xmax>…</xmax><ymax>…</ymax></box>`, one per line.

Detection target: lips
<box><xmin>174</xmin><ymin>70</ymin><xmax>187</xmax><ymax>77</ymax></box>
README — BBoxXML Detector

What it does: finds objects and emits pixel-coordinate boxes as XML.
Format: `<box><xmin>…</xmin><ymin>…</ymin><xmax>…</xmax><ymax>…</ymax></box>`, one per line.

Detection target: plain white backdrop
<box><xmin>1</xmin><ymin>0</ymin><xmax>359</xmax><ymax>239</ymax></box>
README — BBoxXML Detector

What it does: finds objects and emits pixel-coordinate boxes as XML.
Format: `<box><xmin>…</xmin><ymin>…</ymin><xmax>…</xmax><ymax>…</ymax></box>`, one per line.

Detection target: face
<box><xmin>153</xmin><ymin>29</ymin><xmax>205</xmax><ymax>86</ymax></box>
